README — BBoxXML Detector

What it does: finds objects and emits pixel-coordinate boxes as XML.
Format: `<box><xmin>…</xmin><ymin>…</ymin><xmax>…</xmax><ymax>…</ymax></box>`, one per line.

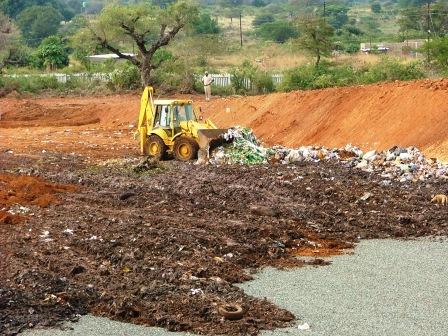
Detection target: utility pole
<box><xmin>239</xmin><ymin>12</ymin><xmax>243</xmax><ymax>47</ymax></box>
<box><xmin>427</xmin><ymin>1</ymin><xmax>430</xmax><ymax>63</ymax></box>
<box><xmin>323</xmin><ymin>1</ymin><xmax>326</xmax><ymax>20</ymax></box>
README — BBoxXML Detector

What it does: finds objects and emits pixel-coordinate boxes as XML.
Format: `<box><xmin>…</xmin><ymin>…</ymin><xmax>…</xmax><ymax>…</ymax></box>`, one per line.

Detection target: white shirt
<box><xmin>202</xmin><ymin>74</ymin><xmax>213</xmax><ymax>86</ymax></box>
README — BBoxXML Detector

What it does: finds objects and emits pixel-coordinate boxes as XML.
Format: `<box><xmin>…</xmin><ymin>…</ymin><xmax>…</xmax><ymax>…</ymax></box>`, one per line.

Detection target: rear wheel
<box><xmin>173</xmin><ymin>137</ymin><xmax>199</xmax><ymax>161</ymax></box>
<box><xmin>145</xmin><ymin>135</ymin><xmax>166</xmax><ymax>160</ymax></box>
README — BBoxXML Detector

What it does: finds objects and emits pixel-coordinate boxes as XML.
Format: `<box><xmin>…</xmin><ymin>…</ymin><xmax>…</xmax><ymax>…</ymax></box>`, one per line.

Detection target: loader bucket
<box><xmin>197</xmin><ymin>128</ymin><xmax>230</xmax><ymax>162</ymax></box>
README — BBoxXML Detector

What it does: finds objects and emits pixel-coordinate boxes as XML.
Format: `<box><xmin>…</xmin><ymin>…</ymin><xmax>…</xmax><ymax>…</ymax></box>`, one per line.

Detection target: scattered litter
<box><xmin>208</xmin><ymin>127</ymin><xmax>448</xmax><ymax>183</ymax></box>
<box><xmin>360</xmin><ymin>192</ymin><xmax>373</xmax><ymax>201</ymax></box>
<box><xmin>218</xmin><ymin>304</ymin><xmax>244</xmax><ymax>320</ymax></box>
<box><xmin>190</xmin><ymin>288</ymin><xmax>203</xmax><ymax>295</ymax></box>
<box><xmin>297</xmin><ymin>322</ymin><xmax>310</xmax><ymax>330</ymax></box>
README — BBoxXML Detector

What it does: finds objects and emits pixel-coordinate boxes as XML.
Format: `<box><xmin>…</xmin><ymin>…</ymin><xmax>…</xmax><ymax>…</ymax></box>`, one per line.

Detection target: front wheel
<box><xmin>173</xmin><ymin>137</ymin><xmax>199</xmax><ymax>161</ymax></box>
<box><xmin>144</xmin><ymin>135</ymin><xmax>166</xmax><ymax>160</ymax></box>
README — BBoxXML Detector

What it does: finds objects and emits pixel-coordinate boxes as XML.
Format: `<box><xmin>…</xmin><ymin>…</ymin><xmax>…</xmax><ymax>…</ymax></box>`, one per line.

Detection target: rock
<box><xmin>249</xmin><ymin>205</ymin><xmax>279</xmax><ymax>217</ymax></box>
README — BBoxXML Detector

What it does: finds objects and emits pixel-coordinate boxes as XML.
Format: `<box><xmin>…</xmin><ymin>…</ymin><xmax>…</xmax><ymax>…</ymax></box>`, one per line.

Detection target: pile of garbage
<box><xmin>210</xmin><ymin>127</ymin><xmax>271</xmax><ymax>165</ymax></box>
<box><xmin>210</xmin><ymin>127</ymin><xmax>448</xmax><ymax>183</ymax></box>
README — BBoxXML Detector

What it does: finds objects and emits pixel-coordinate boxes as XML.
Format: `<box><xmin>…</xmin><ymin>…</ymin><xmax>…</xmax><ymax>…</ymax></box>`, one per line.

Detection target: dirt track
<box><xmin>2</xmin><ymin>78</ymin><xmax>448</xmax><ymax>160</ymax></box>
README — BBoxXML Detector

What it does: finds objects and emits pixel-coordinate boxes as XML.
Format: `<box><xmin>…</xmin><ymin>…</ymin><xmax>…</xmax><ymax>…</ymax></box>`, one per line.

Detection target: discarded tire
<box><xmin>218</xmin><ymin>304</ymin><xmax>244</xmax><ymax>320</ymax></box>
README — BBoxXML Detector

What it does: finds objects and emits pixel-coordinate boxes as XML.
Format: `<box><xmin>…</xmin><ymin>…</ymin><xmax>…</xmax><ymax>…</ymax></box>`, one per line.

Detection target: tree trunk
<box><xmin>315</xmin><ymin>52</ymin><xmax>321</xmax><ymax>68</ymax></box>
<box><xmin>140</xmin><ymin>62</ymin><xmax>152</xmax><ymax>87</ymax></box>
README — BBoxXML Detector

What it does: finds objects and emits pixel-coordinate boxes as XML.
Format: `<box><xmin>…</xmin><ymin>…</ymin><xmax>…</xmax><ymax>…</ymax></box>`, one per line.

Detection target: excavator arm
<box><xmin>136</xmin><ymin>86</ymin><xmax>155</xmax><ymax>155</ymax></box>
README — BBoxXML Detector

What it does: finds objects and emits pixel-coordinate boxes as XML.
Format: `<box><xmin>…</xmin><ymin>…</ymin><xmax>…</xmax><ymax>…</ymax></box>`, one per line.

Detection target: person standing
<box><xmin>202</xmin><ymin>71</ymin><xmax>214</xmax><ymax>102</ymax></box>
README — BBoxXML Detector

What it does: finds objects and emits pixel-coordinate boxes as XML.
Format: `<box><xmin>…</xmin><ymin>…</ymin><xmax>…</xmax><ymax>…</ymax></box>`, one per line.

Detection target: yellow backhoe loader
<box><xmin>136</xmin><ymin>86</ymin><xmax>228</xmax><ymax>161</ymax></box>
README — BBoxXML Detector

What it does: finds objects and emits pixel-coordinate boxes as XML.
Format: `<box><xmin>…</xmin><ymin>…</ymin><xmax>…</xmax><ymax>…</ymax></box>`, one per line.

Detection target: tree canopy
<box><xmin>73</xmin><ymin>1</ymin><xmax>198</xmax><ymax>85</ymax></box>
<box><xmin>17</xmin><ymin>5</ymin><xmax>63</xmax><ymax>46</ymax></box>
<box><xmin>0</xmin><ymin>0</ymin><xmax>72</xmax><ymax>19</ymax></box>
<box><xmin>32</xmin><ymin>35</ymin><xmax>69</xmax><ymax>70</ymax></box>
<box><xmin>296</xmin><ymin>15</ymin><xmax>334</xmax><ymax>67</ymax></box>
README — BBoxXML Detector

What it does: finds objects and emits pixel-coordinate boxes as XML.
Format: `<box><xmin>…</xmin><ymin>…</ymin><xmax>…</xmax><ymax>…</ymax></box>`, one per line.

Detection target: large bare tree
<box><xmin>74</xmin><ymin>1</ymin><xmax>198</xmax><ymax>86</ymax></box>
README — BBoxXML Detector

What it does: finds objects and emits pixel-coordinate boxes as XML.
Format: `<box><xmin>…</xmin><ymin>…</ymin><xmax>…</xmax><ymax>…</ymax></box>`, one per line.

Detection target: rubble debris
<box><xmin>1</xmin><ymin>152</ymin><xmax>448</xmax><ymax>335</ymax></box>
<box><xmin>210</xmin><ymin>127</ymin><xmax>448</xmax><ymax>183</ymax></box>
<box><xmin>133</xmin><ymin>156</ymin><xmax>160</xmax><ymax>173</ymax></box>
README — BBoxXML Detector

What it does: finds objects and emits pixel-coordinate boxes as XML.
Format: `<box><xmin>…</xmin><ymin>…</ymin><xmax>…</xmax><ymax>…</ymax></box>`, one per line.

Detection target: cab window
<box><xmin>173</xmin><ymin>104</ymin><xmax>195</xmax><ymax>125</ymax></box>
<box><xmin>154</xmin><ymin>105</ymin><xmax>170</xmax><ymax>127</ymax></box>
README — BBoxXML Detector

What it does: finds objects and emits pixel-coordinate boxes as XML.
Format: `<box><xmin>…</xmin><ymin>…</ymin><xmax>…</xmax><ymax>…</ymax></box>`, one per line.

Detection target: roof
<box><xmin>154</xmin><ymin>99</ymin><xmax>193</xmax><ymax>105</ymax></box>
<box><xmin>87</xmin><ymin>53</ymin><xmax>136</xmax><ymax>61</ymax></box>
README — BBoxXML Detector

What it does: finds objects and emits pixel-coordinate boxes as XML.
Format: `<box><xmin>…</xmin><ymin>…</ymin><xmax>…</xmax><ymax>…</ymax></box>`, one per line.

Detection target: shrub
<box><xmin>152</xmin><ymin>58</ymin><xmax>196</xmax><ymax>93</ymax></box>
<box><xmin>359</xmin><ymin>58</ymin><xmax>425</xmax><ymax>83</ymax></box>
<box><xmin>110</xmin><ymin>63</ymin><xmax>140</xmax><ymax>90</ymax></box>
<box><xmin>230</xmin><ymin>60</ymin><xmax>274</xmax><ymax>94</ymax></box>
<box><xmin>256</xmin><ymin>21</ymin><xmax>298</xmax><ymax>43</ymax></box>
<box><xmin>3</xmin><ymin>75</ymin><xmax>60</xmax><ymax>93</ymax></box>
<box><xmin>191</xmin><ymin>13</ymin><xmax>220</xmax><ymax>35</ymax></box>
<box><xmin>252</xmin><ymin>14</ymin><xmax>275</xmax><ymax>27</ymax></box>
<box><xmin>279</xmin><ymin>59</ymin><xmax>423</xmax><ymax>92</ymax></box>
<box><xmin>32</xmin><ymin>36</ymin><xmax>69</xmax><ymax>70</ymax></box>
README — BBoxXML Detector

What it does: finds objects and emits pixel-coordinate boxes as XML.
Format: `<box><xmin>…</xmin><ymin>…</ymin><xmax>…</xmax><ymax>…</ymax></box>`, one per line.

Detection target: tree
<box><xmin>296</xmin><ymin>16</ymin><xmax>334</xmax><ymax>67</ymax></box>
<box><xmin>252</xmin><ymin>0</ymin><xmax>266</xmax><ymax>7</ymax></box>
<box><xmin>256</xmin><ymin>20</ymin><xmax>298</xmax><ymax>43</ymax></box>
<box><xmin>371</xmin><ymin>2</ymin><xmax>382</xmax><ymax>13</ymax></box>
<box><xmin>423</xmin><ymin>37</ymin><xmax>448</xmax><ymax>68</ymax></box>
<box><xmin>33</xmin><ymin>35</ymin><xmax>69</xmax><ymax>70</ymax></box>
<box><xmin>17</xmin><ymin>5</ymin><xmax>63</xmax><ymax>46</ymax></box>
<box><xmin>0</xmin><ymin>0</ymin><xmax>73</xmax><ymax>19</ymax></box>
<box><xmin>0</xmin><ymin>12</ymin><xmax>20</xmax><ymax>72</ymax></box>
<box><xmin>324</xmin><ymin>4</ymin><xmax>349</xmax><ymax>29</ymax></box>
<box><xmin>191</xmin><ymin>13</ymin><xmax>219</xmax><ymax>34</ymax></box>
<box><xmin>73</xmin><ymin>2</ymin><xmax>198</xmax><ymax>86</ymax></box>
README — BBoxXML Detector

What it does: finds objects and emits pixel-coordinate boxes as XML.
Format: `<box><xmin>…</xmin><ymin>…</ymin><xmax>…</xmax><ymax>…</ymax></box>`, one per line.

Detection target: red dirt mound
<box><xmin>0</xmin><ymin>174</ymin><xmax>77</xmax><ymax>224</ymax></box>
<box><xmin>0</xmin><ymin>101</ymin><xmax>100</xmax><ymax>128</ymax></box>
<box><xmin>1</xmin><ymin>79</ymin><xmax>448</xmax><ymax>160</ymax></box>
<box><xmin>199</xmin><ymin>79</ymin><xmax>448</xmax><ymax>161</ymax></box>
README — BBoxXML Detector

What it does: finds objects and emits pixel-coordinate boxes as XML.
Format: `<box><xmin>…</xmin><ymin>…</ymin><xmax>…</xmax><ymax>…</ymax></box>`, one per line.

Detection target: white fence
<box><xmin>5</xmin><ymin>73</ymin><xmax>111</xmax><ymax>83</ymax></box>
<box><xmin>201</xmin><ymin>73</ymin><xmax>283</xmax><ymax>88</ymax></box>
<box><xmin>5</xmin><ymin>72</ymin><xmax>284</xmax><ymax>87</ymax></box>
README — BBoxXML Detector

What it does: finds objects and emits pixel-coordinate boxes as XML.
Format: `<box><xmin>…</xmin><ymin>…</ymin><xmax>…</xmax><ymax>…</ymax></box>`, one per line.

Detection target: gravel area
<box><xmin>23</xmin><ymin>238</ymin><xmax>448</xmax><ymax>336</ymax></box>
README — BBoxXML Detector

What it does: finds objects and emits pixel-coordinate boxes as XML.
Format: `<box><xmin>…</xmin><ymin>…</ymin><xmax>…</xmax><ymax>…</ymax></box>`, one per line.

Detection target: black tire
<box><xmin>144</xmin><ymin>135</ymin><xmax>166</xmax><ymax>160</ymax></box>
<box><xmin>173</xmin><ymin>137</ymin><xmax>199</xmax><ymax>161</ymax></box>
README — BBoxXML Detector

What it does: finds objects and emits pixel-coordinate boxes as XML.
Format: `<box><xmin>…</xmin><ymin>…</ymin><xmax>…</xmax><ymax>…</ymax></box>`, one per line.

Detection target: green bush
<box><xmin>110</xmin><ymin>63</ymin><xmax>140</xmax><ymax>90</ymax></box>
<box><xmin>252</xmin><ymin>14</ymin><xmax>275</xmax><ymax>27</ymax></box>
<box><xmin>255</xmin><ymin>20</ymin><xmax>298</xmax><ymax>43</ymax></box>
<box><xmin>359</xmin><ymin>58</ymin><xmax>425</xmax><ymax>83</ymax></box>
<box><xmin>280</xmin><ymin>59</ymin><xmax>424</xmax><ymax>92</ymax></box>
<box><xmin>230</xmin><ymin>60</ymin><xmax>274</xmax><ymax>94</ymax></box>
<box><xmin>152</xmin><ymin>58</ymin><xmax>196</xmax><ymax>93</ymax></box>
<box><xmin>191</xmin><ymin>13</ymin><xmax>220</xmax><ymax>34</ymax></box>
<box><xmin>3</xmin><ymin>75</ymin><xmax>60</xmax><ymax>93</ymax></box>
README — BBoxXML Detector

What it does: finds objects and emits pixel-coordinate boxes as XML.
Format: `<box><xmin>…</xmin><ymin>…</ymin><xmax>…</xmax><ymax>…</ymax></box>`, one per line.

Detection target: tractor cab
<box><xmin>152</xmin><ymin>100</ymin><xmax>198</xmax><ymax>136</ymax></box>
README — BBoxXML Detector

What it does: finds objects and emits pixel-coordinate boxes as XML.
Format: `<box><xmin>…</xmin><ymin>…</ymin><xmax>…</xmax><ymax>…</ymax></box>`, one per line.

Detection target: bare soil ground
<box><xmin>1</xmin><ymin>152</ymin><xmax>448</xmax><ymax>335</ymax></box>
<box><xmin>1</xmin><ymin>80</ymin><xmax>448</xmax><ymax>335</ymax></box>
